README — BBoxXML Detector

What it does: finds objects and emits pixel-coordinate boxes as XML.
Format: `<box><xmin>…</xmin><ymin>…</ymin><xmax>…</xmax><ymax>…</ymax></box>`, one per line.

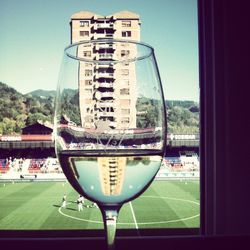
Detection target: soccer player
<box><xmin>77</xmin><ymin>195</ymin><xmax>83</xmax><ymax>211</ymax></box>
<box><xmin>91</xmin><ymin>202</ymin><xmax>98</xmax><ymax>208</ymax></box>
<box><xmin>61</xmin><ymin>194</ymin><xmax>66</xmax><ymax>208</ymax></box>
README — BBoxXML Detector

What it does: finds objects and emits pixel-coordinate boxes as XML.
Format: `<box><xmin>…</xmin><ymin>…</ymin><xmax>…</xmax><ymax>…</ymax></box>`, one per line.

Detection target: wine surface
<box><xmin>59</xmin><ymin>150</ymin><xmax>162</xmax><ymax>205</ymax></box>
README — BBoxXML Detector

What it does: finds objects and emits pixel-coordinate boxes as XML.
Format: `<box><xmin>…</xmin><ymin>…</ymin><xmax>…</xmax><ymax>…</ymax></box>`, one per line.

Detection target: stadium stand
<box><xmin>179</xmin><ymin>151</ymin><xmax>199</xmax><ymax>171</ymax></box>
<box><xmin>28</xmin><ymin>159</ymin><xmax>44</xmax><ymax>173</ymax></box>
<box><xmin>0</xmin><ymin>121</ymin><xmax>199</xmax><ymax>180</ymax></box>
<box><xmin>0</xmin><ymin>159</ymin><xmax>10</xmax><ymax>173</ymax></box>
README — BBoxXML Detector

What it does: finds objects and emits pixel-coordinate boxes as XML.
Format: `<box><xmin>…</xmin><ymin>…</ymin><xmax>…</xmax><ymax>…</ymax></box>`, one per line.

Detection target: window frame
<box><xmin>79</xmin><ymin>30</ymin><xmax>89</xmax><ymax>37</ymax></box>
<box><xmin>122</xmin><ymin>20</ymin><xmax>131</xmax><ymax>27</ymax></box>
<box><xmin>2</xmin><ymin>0</ymin><xmax>250</xmax><ymax>248</ymax></box>
<box><xmin>79</xmin><ymin>20</ymin><xmax>89</xmax><ymax>27</ymax></box>
<box><xmin>83</xmin><ymin>50</ymin><xmax>91</xmax><ymax>57</ymax></box>
<box><xmin>121</xmin><ymin>31</ymin><xmax>132</xmax><ymax>37</ymax></box>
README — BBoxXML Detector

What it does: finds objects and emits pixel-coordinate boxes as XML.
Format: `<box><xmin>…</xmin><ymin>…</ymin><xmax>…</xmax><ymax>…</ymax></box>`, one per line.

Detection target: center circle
<box><xmin>58</xmin><ymin>195</ymin><xmax>200</xmax><ymax>225</ymax></box>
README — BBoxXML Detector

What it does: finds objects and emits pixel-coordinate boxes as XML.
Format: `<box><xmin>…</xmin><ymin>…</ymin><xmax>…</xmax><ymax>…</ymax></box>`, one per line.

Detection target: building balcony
<box><xmin>95</xmin><ymin>64</ymin><xmax>114</xmax><ymax>70</ymax></box>
<box><xmin>100</xmin><ymin>92</ymin><xmax>114</xmax><ymax>98</ymax></box>
<box><xmin>82</xmin><ymin>93</ymin><xmax>93</xmax><ymax>98</ymax></box>
<box><xmin>93</xmin><ymin>33</ymin><xmax>114</xmax><ymax>39</ymax></box>
<box><xmin>95</xmin><ymin>53</ymin><xmax>114</xmax><ymax>60</ymax></box>
<box><xmin>95</xmin><ymin>91</ymin><xmax>114</xmax><ymax>99</ymax></box>
<box><xmin>95</xmin><ymin>72</ymin><xmax>114</xmax><ymax>78</ymax></box>
<box><xmin>95</xmin><ymin>82</ymin><xmax>114</xmax><ymax>88</ymax></box>
<box><xmin>97</xmin><ymin>111</ymin><xmax>115</xmax><ymax>117</ymax></box>
<box><xmin>95</xmin><ymin>102</ymin><xmax>114</xmax><ymax>109</ymax></box>
<box><xmin>109</xmin><ymin>121</ymin><xmax>117</xmax><ymax>127</ymax></box>
<box><xmin>94</xmin><ymin>23</ymin><xmax>114</xmax><ymax>29</ymax></box>
<box><xmin>95</xmin><ymin>43</ymin><xmax>115</xmax><ymax>50</ymax></box>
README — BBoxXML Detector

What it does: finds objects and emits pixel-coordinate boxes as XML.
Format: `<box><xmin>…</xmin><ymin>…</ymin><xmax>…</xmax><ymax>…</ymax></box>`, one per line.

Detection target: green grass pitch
<box><xmin>0</xmin><ymin>180</ymin><xmax>200</xmax><ymax>232</ymax></box>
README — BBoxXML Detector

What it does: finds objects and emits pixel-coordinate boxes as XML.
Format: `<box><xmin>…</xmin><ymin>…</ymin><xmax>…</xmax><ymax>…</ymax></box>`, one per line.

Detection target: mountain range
<box><xmin>0</xmin><ymin>81</ymin><xmax>199</xmax><ymax>135</ymax></box>
<box><xmin>26</xmin><ymin>89</ymin><xmax>56</xmax><ymax>98</ymax></box>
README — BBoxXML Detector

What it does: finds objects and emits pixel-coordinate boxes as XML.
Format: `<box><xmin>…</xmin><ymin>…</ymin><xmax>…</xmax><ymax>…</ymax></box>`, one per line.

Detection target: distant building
<box><xmin>70</xmin><ymin>11</ymin><xmax>141</xmax><ymax>130</ymax></box>
<box><xmin>70</xmin><ymin>10</ymin><xmax>141</xmax><ymax>196</ymax></box>
<box><xmin>22</xmin><ymin>120</ymin><xmax>53</xmax><ymax>135</ymax></box>
<box><xmin>70</xmin><ymin>10</ymin><xmax>140</xmax><ymax>43</ymax></box>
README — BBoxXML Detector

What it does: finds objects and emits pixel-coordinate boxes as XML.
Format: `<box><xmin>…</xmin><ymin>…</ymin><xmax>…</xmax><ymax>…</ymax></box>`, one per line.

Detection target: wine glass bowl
<box><xmin>54</xmin><ymin>39</ymin><xmax>166</xmax><ymax>249</ymax></box>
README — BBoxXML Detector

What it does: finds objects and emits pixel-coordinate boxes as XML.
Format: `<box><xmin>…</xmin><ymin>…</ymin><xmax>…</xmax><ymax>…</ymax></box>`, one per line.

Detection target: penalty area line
<box><xmin>129</xmin><ymin>201</ymin><xmax>139</xmax><ymax>232</ymax></box>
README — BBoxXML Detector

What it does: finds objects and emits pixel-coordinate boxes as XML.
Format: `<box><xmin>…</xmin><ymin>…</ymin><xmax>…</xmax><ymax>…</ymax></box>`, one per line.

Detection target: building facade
<box><xmin>70</xmin><ymin>11</ymin><xmax>140</xmax><ymax>44</ymax></box>
<box><xmin>70</xmin><ymin>11</ymin><xmax>141</xmax><ymax>196</ymax></box>
<box><xmin>70</xmin><ymin>11</ymin><xmax>141</xmax><ymax>130</ymax></box>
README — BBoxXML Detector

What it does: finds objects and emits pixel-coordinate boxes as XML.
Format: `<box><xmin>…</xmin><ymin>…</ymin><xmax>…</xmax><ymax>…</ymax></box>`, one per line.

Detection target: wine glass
<box><xmin>54</xmin><ymin>39</ymin><xmax>166</xmax><ymax>249</ymax></box>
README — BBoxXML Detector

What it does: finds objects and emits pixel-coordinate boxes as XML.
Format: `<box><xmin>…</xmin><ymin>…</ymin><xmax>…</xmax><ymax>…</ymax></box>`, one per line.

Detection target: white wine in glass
<box><xmin>54</xmin><ymin>39</ymin><xmax>166</xmax><ymax>249</ymax></box>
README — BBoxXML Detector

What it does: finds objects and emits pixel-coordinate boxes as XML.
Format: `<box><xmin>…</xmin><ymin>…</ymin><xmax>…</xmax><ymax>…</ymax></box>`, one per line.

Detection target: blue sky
<box><xmin>0</xmin><ymin>0</ymin><xmax>199</xmax><ymax>101</ymax></box>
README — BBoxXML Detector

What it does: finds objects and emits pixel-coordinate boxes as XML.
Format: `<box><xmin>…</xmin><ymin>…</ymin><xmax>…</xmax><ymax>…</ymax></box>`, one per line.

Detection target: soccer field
<box><xmin>0</xmin><ymin>180</ymin><xmax>200</xmax><ymax>234</ymax></box>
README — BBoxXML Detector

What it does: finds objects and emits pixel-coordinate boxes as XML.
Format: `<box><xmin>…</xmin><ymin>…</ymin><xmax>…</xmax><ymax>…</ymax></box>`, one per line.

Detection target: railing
<box><xmin>93</xmin><ymin>33</ymin><xmax>114</xmax><ymax>39</ymax></box>
<box><xmin>95</xmin><ymin>82</ymin><xmax>114</xmax><ymax>88</ymax></box>
<box><xmin>95</xmin><ymin>43</ymin><xmax>115</xmax><ymax>50</ymax></box>
<box><xmin>95</xmin><ymin>63</ymin><xmax>113</xmax><ymax>69</ymax></box>
<box><xmin>95</xmin><ymin>71</ymin><xmax>114</xmax><ymax>78</ymax></box>
<box><xmin>94</xmin><ymin>23</ymin><xmax>114</xmax><ymax>29</ymax></box>
<box><xmin>97</xmin><ymin>111</ymin><xmax>115</xmax><ymax>117</ymax></box>
<box><xmin>96</xmin><ymin>53</ymin><xmax>113</xmax><ymax>60</ymax></box>
<box><xmin>99</xmin><ymin>92</ymin><xmax>114</xmax><ymax>98</ymax></box>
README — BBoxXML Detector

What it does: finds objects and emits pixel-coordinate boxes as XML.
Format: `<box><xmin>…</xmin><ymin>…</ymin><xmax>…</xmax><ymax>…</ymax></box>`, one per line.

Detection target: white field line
<box><xmin>58</xmin><ymin>197</ymin><xmax>200</xmax><ymax>225</ymax></box>
<box><xmin>59</xmin><ymin>203</ymin><xmax>103</xmax><ymax>224</ymax></box>
<box><xmin>129</xmin><ymin>201</ymin><xmax>139</xmax><ymax>230</ymax></box>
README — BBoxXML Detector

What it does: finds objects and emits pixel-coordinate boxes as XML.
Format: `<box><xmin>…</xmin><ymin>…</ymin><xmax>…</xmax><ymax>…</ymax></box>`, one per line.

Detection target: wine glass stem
<box><xmin>102</xmin><ymin>208</ymin><xmax>119</xmax><ymax>250</ymax></box>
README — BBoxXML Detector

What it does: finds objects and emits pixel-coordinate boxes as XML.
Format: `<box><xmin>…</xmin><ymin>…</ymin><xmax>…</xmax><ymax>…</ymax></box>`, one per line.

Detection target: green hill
<box><xmin>0</xmin><ymin>82</ymin><xmax>199</xmax><ymax>135</ymax></box>
<box><xmin>26</xmin><ymin>89</ymin><xmax>56</xmax><ymax>98</ymax></box>
<box><xmin>0</xmin><ymin>82</ymin><xmax>54</xmax><ymax>135</ymax></box>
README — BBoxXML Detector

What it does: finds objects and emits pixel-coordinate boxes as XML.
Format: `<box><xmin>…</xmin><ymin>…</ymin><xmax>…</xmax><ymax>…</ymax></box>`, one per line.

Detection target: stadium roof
<box><xmin>0</xmin><ymin>140</ymin><xmax>54</xmax><ymax>149</ymax></box>
<box><xmin>22</xmin><ymin>121</ymin><xmax>53</xmax><ymax>135</ymax></box>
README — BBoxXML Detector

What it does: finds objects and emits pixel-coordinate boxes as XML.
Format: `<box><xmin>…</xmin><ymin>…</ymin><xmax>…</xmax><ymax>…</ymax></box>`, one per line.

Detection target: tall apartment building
<box><xmin>70</xmin><ymin>10</ymin><xmax>140</xmax><ymax>43</ymax></box>
<box><xmin>70</xmin><ymin>11</ymin><xmax>141</xmax><ymax>196</ymax></box>
<box><xmin>70</xmin><ymin>11</ymin><xmax>140</xmax><ymax>130</ymax></box>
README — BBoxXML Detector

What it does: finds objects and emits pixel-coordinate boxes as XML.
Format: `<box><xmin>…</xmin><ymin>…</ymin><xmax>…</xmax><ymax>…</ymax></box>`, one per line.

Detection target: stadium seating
<box><xmin>0</xmin><ymin>159</ymin><xmax>10</xmax><ymax>173</ymax></box>
<box><xmin>28</xmin><ymin>159</ymin><xmax>46</xmax><ymax>173</ymax></box>
<box><xmin>163</xmin><ymin>157</ymin><xmax>184</xmax><ymax>171</ymax></box>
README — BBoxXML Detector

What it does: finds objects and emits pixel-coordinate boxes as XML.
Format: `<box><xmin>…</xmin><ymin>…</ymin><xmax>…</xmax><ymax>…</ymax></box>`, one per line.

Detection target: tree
<box><xmin>189</xmin><ymin>106</ymin><xmax>199</xmax><ymax>113</ymax></box>
<box><xmin>25</xmin><ymin>113</ymin><xmax>48</xmax><ymax>126</ymax></box>
<box><xmin>0</xmin><ymin>118</ymin><xmax>16</xmax><ymax>135</ymax></box>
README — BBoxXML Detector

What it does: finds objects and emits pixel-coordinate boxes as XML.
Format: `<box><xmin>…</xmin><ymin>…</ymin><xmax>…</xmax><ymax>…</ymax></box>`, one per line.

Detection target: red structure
<box><xmin>0</xmin><ymin>121</ymin><xmax>55</xmax><ymax>158</ymax></box>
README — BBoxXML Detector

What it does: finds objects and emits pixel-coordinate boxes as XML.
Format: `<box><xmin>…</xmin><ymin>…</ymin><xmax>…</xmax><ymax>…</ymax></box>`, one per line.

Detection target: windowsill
<box><xmin>0</xmin><ymin>234</ymin><xmax>250</xmax><ymax>250</ymax></box>
<box><xmin>0</xmin><ymin>228</ymin><xmax>199</xmax><ymax>238</ymax></box>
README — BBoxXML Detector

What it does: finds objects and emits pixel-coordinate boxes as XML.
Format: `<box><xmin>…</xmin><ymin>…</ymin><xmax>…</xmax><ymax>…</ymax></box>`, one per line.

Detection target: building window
<box><xmin>121</xmin><ymin>69</ymin><xmax>129</xmax><ymax>76</ymax></box>
<box><xmin>121</xmin><ymin>43</ymin><xmax>129</xmax><ymax>47</ymax></box>
<box><xmin>85</xmin><ymin>69</ymin><xmax>92</xmax><ymax>76</ymax></box>
<box><xmin>121</xmin><ymin>109</ymin><xmax>130</xmax><ymax>115</ymax></box>
<box><xmin>85</xmin><ymin>99</ymin><xmax>92</xmax><ymax>104</ymax></box>
<box><xmin>85</xmin><ymin>116</ymin><xmax>93</xmax><ymax>123</ymax></box>
<box><xmin>80</xmin><ymin>21</ymin><xmax>89</xmax><ymax>27</ymax></box>
<box><xmin>121</xmin><ymin>50</ymin><xmax>130</xmax><ymax>57</ymax></box>
<box><xmin>120</xmin><ymin>99</ymin><xmax>131</xmax><ymax>106</ymax></box>
<box><xmin>120</xmin><ymin>79</ymin><xmax>129</xmax><ymax>87</ymax></box>
<box><xmin>80</xmin><ymin>31</ymin><xmax>89</xmax><ymax>37</ymax></box>
<box><xmin>122</xmin><ymin>21</ymin><xmax>131</xmax><ymax>27</ymax></box>
<box><xmin>121</xmin><ymin>117</ymin><xmax>130</xmax><ymax>124</ymax></box>
<box><xmin>120</xmin><ymin>88</ymin><xmax>130</xmax><ymax>95</ymax></box>
<box><xmin>83</xmin><ymin>51</ymin><xmax>91</xmax><ymax>57</ymax></box>
<box><xmin>122</xmin><ymin>31</ymin><xmax>131</xmax><ymax>37</ymax></box>
<box><xmin>85</xmin><ymin>63</ymin><xmax>92</xmax><ymax>67</ymax></box>
<box><xmin>122</xmin><ymin>62</ymin><xmax>129</xmax><ymax>66</ymax></box>
<box><xmin>85</xmin><ymin>80</ymin><xmax>92</xmax><ymax>86</ymax></box>
<box><xmin>85</xmin><ymin>89</ymin><xmax>92</xmax><ymax>95</ymax></box>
